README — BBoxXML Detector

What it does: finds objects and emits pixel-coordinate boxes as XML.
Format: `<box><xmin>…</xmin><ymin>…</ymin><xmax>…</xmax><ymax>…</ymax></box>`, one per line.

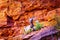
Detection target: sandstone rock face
<box><xmin>0</xmin><ymin>0</ymin><xmax>60</xmax><ymax>40</ymax></box>
<box><xmin>8</xmin><ymin>1</ymin><xmax>21</xmax><ymax>20</ymax></box>
<box><xmin>0</xmin><ymin>0</ymin><xmax>8</xmax><ymax>9</ymax></box>
<box><xmin>0</xmin><ymin>9</ymin><xmax>7</xmax><ymax>27</ymax></box>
